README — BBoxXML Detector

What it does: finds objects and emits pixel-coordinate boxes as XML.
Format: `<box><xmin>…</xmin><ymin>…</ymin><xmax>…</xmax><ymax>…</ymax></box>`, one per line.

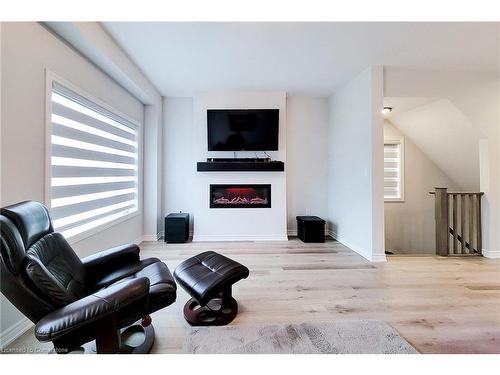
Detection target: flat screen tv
<box><xmin>207</xmin><ymin>109</ymin><xmax>279</xmax><ymax>151</ymax></box>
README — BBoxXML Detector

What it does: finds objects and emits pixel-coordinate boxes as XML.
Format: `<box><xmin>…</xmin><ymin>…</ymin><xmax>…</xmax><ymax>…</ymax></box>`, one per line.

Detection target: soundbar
<box><xmin>206</xmin><ymin>158</ymin><xmax>271</xmax><ymax>163</ymax></box>
<box><xmin>197</xmin><ymin>160</ymin><xmax>284</xmax><ymax>172</ymax></box>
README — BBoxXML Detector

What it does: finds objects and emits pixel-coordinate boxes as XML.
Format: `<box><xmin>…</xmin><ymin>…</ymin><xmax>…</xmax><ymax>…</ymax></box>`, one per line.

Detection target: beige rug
<box><xmin>184</xmin><ymin>320</ymin><xmax>418</xmax><ymax>354</ymax></box>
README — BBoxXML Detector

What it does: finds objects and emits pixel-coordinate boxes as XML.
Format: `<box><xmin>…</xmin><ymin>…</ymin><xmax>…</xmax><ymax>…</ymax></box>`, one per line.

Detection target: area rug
<box><xmin>184</xmin><ymin>320</ymin><xmax>418</xmax><ymax>354</ymax></box>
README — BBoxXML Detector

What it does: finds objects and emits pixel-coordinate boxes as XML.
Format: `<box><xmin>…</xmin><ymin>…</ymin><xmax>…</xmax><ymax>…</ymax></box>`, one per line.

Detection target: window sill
<box><xmin>384</xmin><ymin>199</ymin><xmax>405</xmax><ymax>203</ymax></box>
<box><xmin>64</xmin><ymin>209</ymin><xmax>141</xmax><ymax>246</ymax></box>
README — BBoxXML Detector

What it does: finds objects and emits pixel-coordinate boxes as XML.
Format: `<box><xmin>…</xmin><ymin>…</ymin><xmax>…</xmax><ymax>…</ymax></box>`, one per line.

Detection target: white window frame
<box><xmin>45</xmin><ymin>70</ymin><xmax>142</xmax><ymax>245</ymax></box>
<box><xmin>384</xmin><ymin>136</ymin><xmax>405</xmax><ymax>202</ymax></box>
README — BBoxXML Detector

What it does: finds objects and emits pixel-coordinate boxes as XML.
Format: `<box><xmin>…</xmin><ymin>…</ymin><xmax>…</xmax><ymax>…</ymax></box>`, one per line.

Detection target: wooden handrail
<box><xmin>429</xmin><ymin>191</ymin><xmax>484</xmax><ymax>195</ymax></box>
<box><xmin>431</xmin><ymin>187</ymin><xmax>483</xmax><ymax>256</ymax></box>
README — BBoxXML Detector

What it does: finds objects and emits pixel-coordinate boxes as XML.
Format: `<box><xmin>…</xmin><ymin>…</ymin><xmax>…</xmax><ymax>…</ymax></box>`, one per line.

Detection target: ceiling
<box><xmin>387</xmin><ymin>98</ymin><xmax>481</xmax><ymax>190</ymax></box>
<box><xmin>103</xmin><ymin>22</ymin><xmax>500</xmax><ymax>96</ymax></box>
<box><xmin>383</xmin><ymin>97</ymin><xmax>440</xmax><ymax>118</ymax></box>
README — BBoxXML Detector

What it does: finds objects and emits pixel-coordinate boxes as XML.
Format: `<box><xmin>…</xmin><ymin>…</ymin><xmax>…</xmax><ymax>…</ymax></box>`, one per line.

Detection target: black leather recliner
<box><xmin>0</xmin><ymin>201</ymin><xmax>177</xmax><ymax>353</ymax></box>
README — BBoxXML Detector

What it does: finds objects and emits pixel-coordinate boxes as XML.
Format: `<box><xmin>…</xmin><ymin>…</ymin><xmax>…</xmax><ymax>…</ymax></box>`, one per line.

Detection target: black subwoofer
<box><xmin>296</xmin><ymin>216</ymin><xmax>325</xmax><ymax>243</ymax></box>
<box><xmin>165</xmin><ymin>213</ymin><xmax>190</xmax><ymax>243</ymax></box>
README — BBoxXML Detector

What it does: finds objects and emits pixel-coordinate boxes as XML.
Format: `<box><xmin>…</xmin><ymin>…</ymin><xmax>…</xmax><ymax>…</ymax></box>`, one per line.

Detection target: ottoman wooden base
<box><xmin>184</xmin><ymin>294</ymin><xmax>238</xmax><ymax>326</ymax></box>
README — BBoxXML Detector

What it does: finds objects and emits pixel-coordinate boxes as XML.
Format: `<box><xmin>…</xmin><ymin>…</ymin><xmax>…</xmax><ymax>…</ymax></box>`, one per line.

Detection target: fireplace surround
<box><xmin>210</xmin><ymin>184</ymin><xmax>271</xmax><ymax>208</ymax></box>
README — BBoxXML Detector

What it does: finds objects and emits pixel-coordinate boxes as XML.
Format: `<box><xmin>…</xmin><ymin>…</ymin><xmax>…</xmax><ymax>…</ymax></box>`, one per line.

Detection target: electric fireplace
<box><xmin>210</xmin><ymin>184</ymin><xmax>271</xmax><ymax>208</ymax></box>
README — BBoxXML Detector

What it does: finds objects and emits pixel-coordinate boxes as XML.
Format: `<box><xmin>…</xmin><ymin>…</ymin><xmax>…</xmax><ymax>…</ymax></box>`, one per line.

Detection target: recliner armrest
<box><xmin>82</xmin><ymin>244</ymin><xmax>140</xmax><ymax>282</ymax></box>
<box><xmin>35</xmin><ymin>277</ymin><xmax>149</xmax><ymax>343</ymax></box>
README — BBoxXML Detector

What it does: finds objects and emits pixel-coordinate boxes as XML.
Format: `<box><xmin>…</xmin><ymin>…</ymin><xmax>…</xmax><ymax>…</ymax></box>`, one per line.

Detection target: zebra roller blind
<box><xmin>384</xmin><ymin>139</ymin><xmax>404</xmax><ymax>201</ymax></box>
<box><xmin>49</xmin><ymin>82</ymin><xmax>139</xmax><ymax>239</ymax></box>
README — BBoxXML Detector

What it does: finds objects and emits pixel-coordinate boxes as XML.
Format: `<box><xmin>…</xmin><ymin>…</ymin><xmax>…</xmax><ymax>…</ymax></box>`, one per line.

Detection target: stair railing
<box><xmin>430</xmin><ymin>187</ymin><xmax>483</xmax><ymax>256</ymax></box>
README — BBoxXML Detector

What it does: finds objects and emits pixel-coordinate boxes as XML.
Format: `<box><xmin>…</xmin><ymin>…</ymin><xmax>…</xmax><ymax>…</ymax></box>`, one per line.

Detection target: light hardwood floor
<box><xmin>6</xmin><ymin>238</ymin><xmax>500</xmax><ymax>354</ymax></box>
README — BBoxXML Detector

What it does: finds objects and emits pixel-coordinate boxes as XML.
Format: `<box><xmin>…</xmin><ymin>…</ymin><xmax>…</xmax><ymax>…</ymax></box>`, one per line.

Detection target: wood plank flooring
<box><xmin>6</xmin><ymin>238</ymin><xmax>500</xmax><ymax>354</ymax></box>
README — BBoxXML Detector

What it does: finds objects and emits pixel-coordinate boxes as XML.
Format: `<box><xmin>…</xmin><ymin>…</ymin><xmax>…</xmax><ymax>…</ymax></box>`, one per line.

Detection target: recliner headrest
<box><xmin>0</xmin><ymin>215</ymin><xmax>26</xmax><ymax>274</ymax></box>
<box><xmin>1</xmin><ymin>201</ymin><xmax>53</xmax><ymax>250</ymax></box>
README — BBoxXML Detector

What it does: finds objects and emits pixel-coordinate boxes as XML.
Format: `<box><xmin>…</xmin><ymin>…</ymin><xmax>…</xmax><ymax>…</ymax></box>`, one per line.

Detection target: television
<box><xmin>207</xmin><ymin>109</ymin><xmax>279</xmax><ymax>151</ymax></box>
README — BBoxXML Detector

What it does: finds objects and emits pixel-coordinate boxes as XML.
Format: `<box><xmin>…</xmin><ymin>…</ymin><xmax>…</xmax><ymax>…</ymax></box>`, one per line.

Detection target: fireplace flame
<box><xmin>211</xmin><ymin>185</ymin><xmax>271</xmax><ymax>208</ymax></box>
<box><xmin>214</xmin><ymin>196</ymin><xmax>268</xmax><ymax>205</ymax></box>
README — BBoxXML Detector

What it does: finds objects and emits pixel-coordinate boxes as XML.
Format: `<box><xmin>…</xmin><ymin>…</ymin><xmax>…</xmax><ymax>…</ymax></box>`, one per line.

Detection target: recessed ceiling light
<box><xmin>381</xmin><ymin>107</ymin><xmax>393</xmax><ymax>115</ymax></box>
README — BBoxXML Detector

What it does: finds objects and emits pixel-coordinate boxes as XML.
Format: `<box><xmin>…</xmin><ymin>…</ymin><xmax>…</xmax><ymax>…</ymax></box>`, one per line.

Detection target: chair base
<box><xmin>183</xmin><ymin>296</ymin><xmax>238</xmax><ymax>326</ymax></box>
<box><xmin>54</xmin><ymin>322</ymin><xmax>155</xmax><ymax>354</ymax></box>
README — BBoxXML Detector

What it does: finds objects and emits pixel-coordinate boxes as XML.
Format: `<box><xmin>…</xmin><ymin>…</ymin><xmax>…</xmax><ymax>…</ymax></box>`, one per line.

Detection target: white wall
<box><xmin>384</xmin><ymin>121</ymin><xmax>460</xmax><ymax>254</ymax></box>
<box><xmin>44</xmin><ymin>22</ymin><xmax>165</xmax><ymax>240</ymax></box>
<box><xmin>162</xmin><ymin>95</ymin><xmax>330</xmax><ymax>237</ymax></box>
<box><xmin>143</xmin><ymin>104</ymin><xmax>163</xmax><ymax>239</ymax></box>
<box><xmin>327</xmin><ymin>67</ymin><xmax>386</xmax><ymax>262</ymax></box>
<box><xmin>286</xmin><ymin>96</ymin><xmax>329</xmax><ymax>233</ymax></box>
<box><xmin>162</xmin><ymin>97</ymin><xmax>195</xmax><ymax>232</ymax></box>
<box><xmin>0</xmin><ymin>22</ymin><xmax>144</xmax><ymax>345</ymax></box>
<box><xmin>192</xmin><ymin>92</ymin><xmax>287</xmax><ymax>241</ymax></box>
<box><xmin>163</xmin><ymin>93</ymin><xmax>289</xmax><ymax>241</ymax></box>
<box><xmin>385</xmin><ymin>68</ymin><xmax>500</xmax><ymax>258</ymax></box>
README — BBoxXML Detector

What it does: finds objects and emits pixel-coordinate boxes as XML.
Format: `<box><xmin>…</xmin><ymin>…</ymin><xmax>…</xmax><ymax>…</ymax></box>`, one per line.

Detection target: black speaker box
<box><xmin>165</xmin><ymin>213</ymin><xmax>190</xmax><ymax>243</ymax></box>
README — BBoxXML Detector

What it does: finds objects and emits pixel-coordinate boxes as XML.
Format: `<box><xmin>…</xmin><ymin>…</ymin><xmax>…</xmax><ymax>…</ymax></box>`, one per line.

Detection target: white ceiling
<box><xmin>102</xmin><ymin>22</ymin><xmax>499</xmax><ymax>96</ymax></box>
<box><xmin>387</xmin><ymin>98</ymin><xmax>481</xmax><ymax>190</ymax></box>
<box><xmin>383</xmin><ymin>97</ymin><xmax>439</xmax><ymax>117</ymax></box>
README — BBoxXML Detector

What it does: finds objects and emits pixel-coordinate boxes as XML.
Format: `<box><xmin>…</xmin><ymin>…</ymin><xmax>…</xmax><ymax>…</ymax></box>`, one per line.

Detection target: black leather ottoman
<box><xmin>174</xmin><ymin>251</ymin><xmax>249</xmax><ymax>326</ymax></box>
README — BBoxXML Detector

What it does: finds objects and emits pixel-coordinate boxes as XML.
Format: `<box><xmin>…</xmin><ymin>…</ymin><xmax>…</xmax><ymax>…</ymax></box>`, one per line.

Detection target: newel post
<box><xmin>434</xmin><ymin>187</ymin><xmax>449</xmax><ymax>256</ymax></box>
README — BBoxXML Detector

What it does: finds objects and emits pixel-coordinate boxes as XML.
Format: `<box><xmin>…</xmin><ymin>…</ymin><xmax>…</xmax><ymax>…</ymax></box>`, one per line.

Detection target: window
<box><xmin>47</xmin><ymin>78</ymin><xmax>139</xmax><ymax>241</ymax></box>
<box><xmin>384</xmin><ymin>137</ymin><xmax>405</xmax><ymax>202</ymax></box>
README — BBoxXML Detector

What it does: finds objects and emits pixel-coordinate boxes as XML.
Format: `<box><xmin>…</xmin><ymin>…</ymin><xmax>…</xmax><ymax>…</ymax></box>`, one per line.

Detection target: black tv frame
<box><xmin>207</xmin><ymin>109</ymin><xmax>279</xmax><ymax>151</ymax></box>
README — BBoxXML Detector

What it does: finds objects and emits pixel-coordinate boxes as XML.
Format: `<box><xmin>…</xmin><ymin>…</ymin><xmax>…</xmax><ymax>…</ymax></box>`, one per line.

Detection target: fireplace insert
<box><xmin>210</xmin><ymin>184</ymin><xmax>271</xmax><ymax>208</ymax></box>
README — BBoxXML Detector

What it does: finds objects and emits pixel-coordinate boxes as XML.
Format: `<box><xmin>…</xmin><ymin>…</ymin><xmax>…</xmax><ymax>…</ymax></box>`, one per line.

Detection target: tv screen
<box><xmin>207</xmin><ymin>109</ymin><xmax>279</xmax><ymax>151</ymax></box>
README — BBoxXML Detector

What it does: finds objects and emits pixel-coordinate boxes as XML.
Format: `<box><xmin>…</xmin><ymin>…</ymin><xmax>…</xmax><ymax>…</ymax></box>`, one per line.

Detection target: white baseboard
<box><xmin>330</xmin><ymin>230</ymin><xmax>386</xmax><ymax>262</ymax></box>
<box><xmin>141</xmin><ymin>232</ymin><xmax>163</xmax><ymax>242</ymax></box>
<box><xmin>0</xmin><ymin>317</ymin><xmax>33</xmax><ymax>350</ymax></box>
<box><xmin>193</xmin><ymin>234</ymin><xmax>288</xmax><ymax>242</ymax></box>
<box><xmin>482</xmin><ymin>249</ymin><xmax>500</xmax><ymax>259</ymax></box>
<box><xmin>133</xmin><ymin>236</ymin><xmax>145</xmax><ymax>245</ymax></box>
<box><xmin>370</xmin><ymin>254</ymin><xmax>388</xmax><ymax>262</ymax></box>
<box><xmin>141</xmin><ymin>235</ymin><xmax>157</xmax><ymax>242</ymax></box>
